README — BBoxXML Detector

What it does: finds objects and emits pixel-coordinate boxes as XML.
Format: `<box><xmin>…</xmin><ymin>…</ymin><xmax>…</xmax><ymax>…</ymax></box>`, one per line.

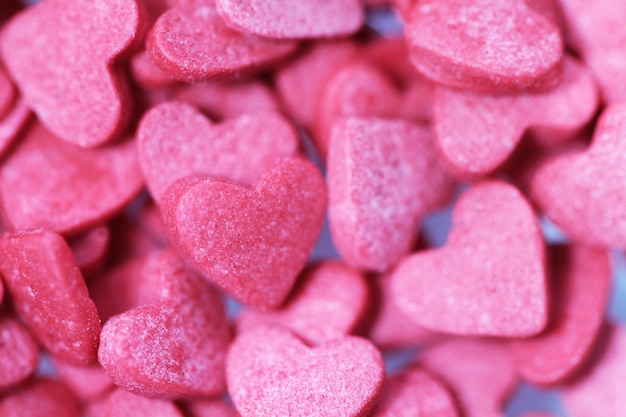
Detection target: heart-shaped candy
<box><xmin>511</xmin><ymin>245</ymin><xmax>611</xmax><ymax>385</ymax></box>
<box><xmin>391</xmin><ymin>180</ymin><xmax>547</xmax><ymax>337</ymax></box>
<box><xmin>215</xmin><ymin>0</ymin><xmax>363</xmax><ymax>39</ymax></box>
<box><xmin>137</xmin><ymin>101</ymin><xmax>299</xmax><ymax>203</ymax></box>
<box><xmin>227</xmin><ymin>326</ymin><xmax>384</xmax><ymax>417</ymax></box>
<box><xmin>434</xmin><ymin>57</ymin><xmax>598</xmax><ymax>178</ymax></box>
<box><xmin>0</xmin><ymin>121</ymin><xmax>144</xmax><ymax>235</ymax></box>
<box><xmin>0</xmin><ymin>316</ymin><xmax>39</xmax><ymax>391</ymax></box>
<box><xmin>237</xmin><ymin>261</ymin><xmax>368</xmax><ymax>344</ymax></box>
<box><xmin>0</xmin><ymin>229</ymin><xmax>101</xmax><ymax>365</ymax></box>
<box><xmin>148</xmin><ymin>3</ymin><xmax>297</xmax><ymax>82</ymax></box>
<box><xmin>406</xmin><ymin>0</ymin><xmax>564</xmax><ymax>93</ymax></box>
<box><xmin>529</xmin><ymin>103</ymin><xmax>626</xmax><ymax>248</ymax></box>
<box><xmin>0</xmin><ymin>0</ymin><xmax>145</xmax><ymax>147</ymax></box>
<box><xmin>328</xmin><ymin>117</ymin><xmax>454</xmax><ymax>272</ymax></box>
<box><xmin>161</xmin><ymin>157</ymin><xmax>326</xmax><ymax>309</ymax></box>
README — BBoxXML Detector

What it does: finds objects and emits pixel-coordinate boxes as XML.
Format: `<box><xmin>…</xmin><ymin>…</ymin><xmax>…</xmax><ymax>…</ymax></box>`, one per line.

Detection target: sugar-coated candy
<box><xmin>100</xmin><ymin>388</ymin><xmax>184</xmax><ymax>417</ymax></box>
<box><xmin>0</xmin><ymin>378</ymin><xmax>81</xmax><ymax>417</ymax></box>
<box><xmin>0</xmin><ymin>316</ymin><xmax>39</xmax><ymax>390</ymax></box>
<box><xmin>391</xmin><ymin>180</ymin><xmax>547</xmax><ymax>337</ymax></box>
<box><xmin>226</xmin><ymin>326</ymin><xmax>384</xmax><ymax>417</ymax></box>
<box><xmin>161</xmin><ymin>157</ymin><xmax>326</xmax><ymax>309</ymax></box>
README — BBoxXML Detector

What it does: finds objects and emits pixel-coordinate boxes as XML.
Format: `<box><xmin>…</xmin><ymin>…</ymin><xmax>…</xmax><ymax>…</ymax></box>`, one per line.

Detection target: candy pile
<box><xmin>0</xmin><ymin>0</ymin><xmax>624</xmax><ymax>416</ymax></box>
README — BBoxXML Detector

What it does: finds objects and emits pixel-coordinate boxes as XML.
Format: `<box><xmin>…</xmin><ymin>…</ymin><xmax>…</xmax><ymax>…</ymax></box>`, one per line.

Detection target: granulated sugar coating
<box><xmin>511</xmin><ymin>245</ymin><xmax>611</xmax><ymax>385</ymax></box>
<box><xmin>0</xmin><ymin>229</ymin><xmax>101</xmax><ymax>366</ymax></box>
<box><xmin>215</xmin><ymin>0</ymin><xmax>363</xmax><ymax>39</ymax></box>
<box><xmin>434</xmin><ymin>57</ymin><xmax>599</xmax><ymax>178</ymax></box>
<box><xmin>530</xmin><ymin>103</ymin><xmax>626</xmax><ymax>249</ymax></box>
<box><xmin>147</xmin><ymin>3</ymin><xmax>297</xmax><ymax>82</ymax></box>
<box><xmin>407</xmin><ymin>0</ymin><xmax>564</xmax><ymax>93</ymax></box>
<box><xmin>370</xmin><ymin>366</ymin><xmax>459</xmax><ymax>417</ymax></box>
<box><xmin>238</xmin><ymin>261</ymin><xmax>368</xmax><ymax>344</ymax></box>
<box><xmin>137</xmin><ymin>101</ymin><xmax>299</xmax><ymax>202</ymax></box>
<box><xmin>0</xmin><ymin>0</ymin><xmax>144</xmax><ymax>147</ymax></box>
<box><xmin>0</xmin><ymin>379</ymin><xmax>81</xmax><ymax>417</ymax></box>
<box><xmin>100</xmin><ymin>389</ymin><xmax>184</xmax><ymax>417</ymax></box>
<box><xmin>0</xmin><ymin>121</ymin><xmax>144</xmax><ymax>235</ymax></box>
<box><xmin>161</xmin><ymin>157</ymin><xmax>326</xmax><ymax>309</ymax></box>
<box><xmin>226</xmin><ymin>326</ymin><xmax>384</xmax><ymax>417</ymax></box>
<box><xmin>421</xmin><ymin>338</ymin><xmax>518</xmax><ymax>417</ymax></box>
<box><xmin>328</xmin><ymin>117</ymin><xmax>454</xmax><ymax>272</ymax></box>
<box><xmin>563</xmin><ymin>326</ymin><xmax>626</xmax><ymax>417</ymax></box>
<box><xmin>0</xmin><ymin>317</ymin><xmax>39</xmax><ymax>390</ymax></box>
<box><xmin>391</xmin><ymin>180</ymin><xmax>548</xmax><ymax>337</ymax></box>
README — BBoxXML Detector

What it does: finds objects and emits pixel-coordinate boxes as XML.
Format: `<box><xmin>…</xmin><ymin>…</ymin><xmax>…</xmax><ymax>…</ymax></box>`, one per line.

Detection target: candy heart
<box><xmin>421</xmin><ymin>338</ymin><xmax>518</xmax><ymax>417</ymax></box>
<box><xmin>434</xmin><ymin>57</ymin><xmax>598</xmax><ymax>178</ymax></box>
<box><xmin>137</xmin><ymin>101</ymin><xmax>299</xmax><ymax>203</ymax></box>
<box><xmin>529</xmin><ymin>103</ymin><xmax>626</xmax><ymax>248</ymax></box>
<box><xmin>563</xmin><ymin>325</ymin><xmax>626</xmax><ymax>417</ymax></box>
<box><xmin>0</xmin><ymin>121</ymin><xmax>144</xmax><ymax>235</ymax></box>
<box><xmin>0</xmin><ymin>316</ymin><xmax>39</xmax><ymax>390</ymax></box>
<box><xmin>0</xmin><ymin>379</ymin><xmax>81</xmax><ymax>417</ymax></box>
<box><xmin>100</xmin><ymin>389</ymin><xmax>184</xmax><ymax>417</ymax></box>
<box><xmin>98</xmin><ymin>278</ymin><xmax>230</xmax><ymax>398</ymax></box>
<box><xmin>1</xmin><ymin>0</ymin><xmax>145</xmax><ymax>147</ymax></box>
<box><xmin>226</xmin><ymin>326</ymin><xmax>384</xmax><ymax>417</ymax></box>
<box><xmin>237</xmin><ymin>261</ymin><xmax>369</xmax><ymax>344</ymax></box>
<box><xmin>161</xmin><ymin>157</ymin><xmax>326</xmax><ymax>309</ymax></box>
<box><xmin>0</xmin><ymin>229</ymin><xmax>101</xmax><ymax>365</ymax></box>
<box><xmin>370</xmin><ymin>366</ymin><xmax>459</xmax><ymax>417</ymax></box>
<box><xmin>391</xmin><ymin>180</ymin><xmax>547</xmax><ymax>337</ymax></box>
<box><xmin>327</xmin><ymin>117</ymin><xmax>454</xmax><ymax>272</ymax></box>
<box><xmin>511</xmin><ymin>245</ymin><xmax>611</xmax><ymax>385</ymax></box>
<box><xmin>215</xmin><ymin>0</ymin><xmax>363</xmax><ymax>39</ymax></box>
<box><xmin>406</xmin><ymin>0</ymin><xmax>564</xmax><ymax>93</ymax></box>
<box><xmin>148</xmin><ymin>2</ymin><xmax>297</xmax><ymax>82</ymax></box>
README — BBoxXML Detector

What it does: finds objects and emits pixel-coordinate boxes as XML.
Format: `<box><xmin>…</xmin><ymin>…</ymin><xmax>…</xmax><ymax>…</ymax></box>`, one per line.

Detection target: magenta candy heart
<box><xmin>227</xmin><ymin>326</ymin><xmax>384</xmax><ymax>417</ymax></box>
<box><xmin>391</xmin><ymin>180</ymin><xmax>548</xmax><ymax>337</ymax></box>
<box><xmin>161</xmin><ymin>157</ymin><xmax>326</xmax><ymax>309</ymax></box>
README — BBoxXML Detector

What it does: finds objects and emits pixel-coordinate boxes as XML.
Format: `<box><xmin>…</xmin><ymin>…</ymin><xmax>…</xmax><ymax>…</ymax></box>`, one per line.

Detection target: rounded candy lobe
<box><xmin>0</xmin><ymin>0</ymin><xmax>145</xmax><ymax>147</ymax></box>
<box><xmin>68</xmin><ymin>224</ymin><xmax>110</xmax><ymax>278</ymax></box>
<box><xmin>0</xmin><ymin>316</ymin><xmax>40</xmax><ymax>390</ymax></box>
<box><xmin>53</xmin><ymin>360</ymin><xmax>115</xmax><ymax>401</ymax></box>
<box><xmin>0</xmin><ymin>229</ymin><xmax>101</xmax><ymax>365</ymax></box>
<box><xmin>0</xmin><ymin>378</ymin><xmax>81</xmax><ymax>417</ymax></box>
<box><xmin>100</xmin><ymin>389</ymin><xmax>184</xmax><ymax>417</ymax></box>
<box><xmin>391</xmin><ymin>180</ymin><xmax>548</xmax><ymax>337</ymax></box>
<box><xmin>227</xmin><ymin>326</ymin><xmax>384</xmax><ymax>417</ymax></box>
<box><xmin>216</xmin><ymin>0</ymin><xmax>364</xmax><ymax>39</ymax></box>
<box><xmin>161</xmin><ymin>157</ymin><xmax>327</xmax><ymax>309</ymax></box>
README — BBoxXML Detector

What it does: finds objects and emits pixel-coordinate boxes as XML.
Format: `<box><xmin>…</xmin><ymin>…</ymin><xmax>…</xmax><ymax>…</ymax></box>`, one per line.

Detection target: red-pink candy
<box><xmin>0</xmin><ymin>65</ymin><xmax>16</xmax><ymax>121</ymax></box>
<box><xmin>370</xmin><ymin>366</ymin><xmax>459</xmax><ymax>417</ymax></box>
<box><xmin>131</xmin><ymin>50</ymin><xmax>176</xmax><ymax>90</ymax></box>
<box><xmin>559</xmin><ymin>0</ymin><xmax>626</xmax><ymax>102</ymax></box>
<box><xmin>406</xmin><ymin>0</ymin><xmax>564</xmax><ymax>93</ymax></box>
<box><xmin>530</xmin><ymin>103</ymin><xmax>626</xmax><ymax>248</ymax></box>
<box><xmin>161</xmin><ymin>158</ymin><xmax>326</xmax><ymax>309</ymax></box>
<box><xmin>100</xmin><ymin>389</ymin><xmax>184</xmax><ymax>417</ymax></box>
<box><xmin>98</xmin><ymin>286</ymin><xmax>230</xmax><ymax>398</ymax></box>
<box><xmin>314</xmin><ymin>60</ymin><xmax>401</xmax><ymax>158</ymax></box>
<box><xmin>137</xmin><ymin>101</ymin><xmax>299</xmax><ymax>203</ymax></box>
<box><xmin>238</xmin><ymin>261</ymin><xmax>369</xmax><ymax>345</ymax></box>
<box><xmin>0</xmin><ymin>229</ymin><xmax>101</xmax><ymax>365</ymax></box>
<box><xmin>147</xmin><ymin>3</ymin><xmax>297</xmax><ymax>82</ymax></box>
<box><xmin>421</xmin><ymin>338</ymin><xmax>518</xmax><ymax>417</ymax></box>
<box><xmin>183</xmin><ymin>399</ymin><xmax>240</xmax><ymax>417</ymax></box>
<box><xmin>0</xmin><ymin>0</ymin><xmax>145</xmax><ymax>147</ymax></box>
<box><xmin>68</xmin><ymin>225</ymin><xmax>110</xmax><ymax>278</ymax></box>
<box><xmin>391</xmin><ymin>180</ymin><xmax>547</xmax><ymax>337</ymax></box>
<box><xmin>0</xmin><ymin>316</ymin><xmax>39</xmax><ymax>390</ymax></box>
<box><xmin>511</xmin><ymin>245</ymin><xmax>611</xmax><ymax>385</ymax></box>
<box><xmin>0</xmin><ymin>378</ymin><xmax>81</xmax><ymax>417</ymax></box>
<box><xmin>54</xmin><ymin>360</ymin><xmax>115</xmax><ymax>401</ymax></box>
<box><xmin>173</xmin><ymin>80</ymin><xmax>279</xmax><ymax>120</ymax></box>
<box><xmin>0</xmin><ymin>99</ymin><xmax>31</xmax><ymax>160</ymax></box>
<box><xmin>563</xmin><ymin>325</ymin><xmax>626</xmax><ymax>417</ymax></box>
<box><xmin>434</xmin><ymin>57</ymin><xmax>598</xmax><ymax>179</ymax></box>
<box><xmin>215</xmin><ymin>0</ymin><xmax>363</xmax><ymax>39</ymax></box>
<box><xmin>226</xmin><ymin>326</ymin><xmax>384</xmax><ymax>417</ymax></box>
<box><xmin>0</xmin><ymin>121</ymin><xmax>144</xmax><ymax>235</ymax></box>
<box><xmin>367</xmin><ymin>273</ymin><xmax>437</xmax><ymax>350</ymax></box>
<box><xmin>327</xmin><ymin>117</ymin><xmax>454</xmax><ymax>272</ymax></box>
<box><xmin>274</xmin><ymin>40</ymin><xmax>358</xmax><ymax>129</ymax></box>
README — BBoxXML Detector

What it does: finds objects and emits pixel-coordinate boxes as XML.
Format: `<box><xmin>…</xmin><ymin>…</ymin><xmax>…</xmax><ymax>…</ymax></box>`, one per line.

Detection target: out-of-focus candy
<box><xmin>0</xmin><ymin>316</ymin><xmax>39</xmax><ymax>390</ymax></box>
<box><xmin>0</xmin><ymin>378</ymin><xmax>81</xmax><ymax>417</ymax></box>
